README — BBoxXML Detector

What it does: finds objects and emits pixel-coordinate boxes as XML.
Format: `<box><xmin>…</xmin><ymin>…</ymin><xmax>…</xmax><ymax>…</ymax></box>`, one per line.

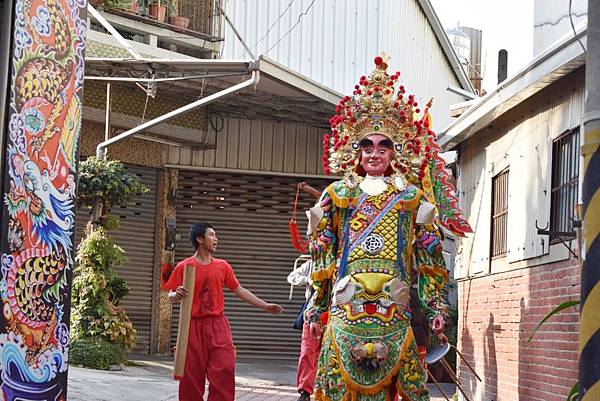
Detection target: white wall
<box><xmin>534</xmin><ymin>0</ymin><xmax>587</xmax><ymax>55</ymax></box>
<box><xmin>454</xmin><ymin>68</ymin><xmax>584</xmax><ymax>279</ymax></box>
<box><xmin>221</xmin><ymin>0</ymin><xmax>467</xmax><ymax>132</ymax></box>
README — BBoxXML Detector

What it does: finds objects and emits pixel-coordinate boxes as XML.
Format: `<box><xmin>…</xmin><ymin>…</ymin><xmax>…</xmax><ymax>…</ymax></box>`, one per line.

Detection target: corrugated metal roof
<box><xmin>221</xmin><ymin>0</ymin><xmax>472</xmax><ymax>131</ymax></box>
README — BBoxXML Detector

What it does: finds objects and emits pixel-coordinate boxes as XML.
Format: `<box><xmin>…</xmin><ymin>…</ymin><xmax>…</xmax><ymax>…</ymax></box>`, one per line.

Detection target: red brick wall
<box><xmin>457</xmin><ymin>258</ymin><xmax>580</xmax><ymax>401</ymax></box>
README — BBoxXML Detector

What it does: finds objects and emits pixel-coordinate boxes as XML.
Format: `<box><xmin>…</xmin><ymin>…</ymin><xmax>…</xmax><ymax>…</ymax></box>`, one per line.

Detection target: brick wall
<box><xmin>457</xmin><ymin>258</ymin><xmax>579</xmax><ymax>401</ymax></box>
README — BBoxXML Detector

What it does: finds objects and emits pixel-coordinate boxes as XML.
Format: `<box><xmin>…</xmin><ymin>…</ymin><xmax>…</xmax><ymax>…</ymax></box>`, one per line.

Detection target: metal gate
<box><xmin>172</xmin><ymin>170</ymin><xmax>332</xmax><ymax>360</ymax></box>
<box><xmin>75</xmin><ymin>164</ymin><xmax>158</xmax><ymax>353</ymax></box>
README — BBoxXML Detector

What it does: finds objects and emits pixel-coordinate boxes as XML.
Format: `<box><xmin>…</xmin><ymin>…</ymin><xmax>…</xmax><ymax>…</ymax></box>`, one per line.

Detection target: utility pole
<box><xmin>580</xmin><ymin>0</ymin><xmax>600</xmax><ymax>400</ymax></box>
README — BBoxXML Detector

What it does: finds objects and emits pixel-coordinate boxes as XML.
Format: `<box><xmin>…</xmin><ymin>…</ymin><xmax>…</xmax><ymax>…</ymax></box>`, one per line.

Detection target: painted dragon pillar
<box><xmin>0</xmin><ymin>0</ymin><xmax>87</xmax><ymax>397</ymax></box>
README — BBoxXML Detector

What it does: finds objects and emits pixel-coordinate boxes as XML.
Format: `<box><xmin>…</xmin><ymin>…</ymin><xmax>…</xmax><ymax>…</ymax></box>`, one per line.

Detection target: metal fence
<box><xmin>174</xmin><ymin>0</ymin><xmax>220</xmax><ymax>37</ymax></box>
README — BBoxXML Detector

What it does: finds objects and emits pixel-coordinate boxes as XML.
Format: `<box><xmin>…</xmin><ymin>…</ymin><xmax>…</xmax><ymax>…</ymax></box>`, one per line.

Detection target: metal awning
<box><xmin>84</xmin><ymin>55</ymin><xmax>342</xmax><ymax>156</ymax></box>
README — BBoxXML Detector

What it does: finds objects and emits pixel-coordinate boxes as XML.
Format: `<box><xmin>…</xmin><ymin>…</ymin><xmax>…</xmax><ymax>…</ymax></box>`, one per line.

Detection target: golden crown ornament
<box><xmin>322</xmin><ymin>54</ymin><xmax>474</xmax><ymax>237</ymax></box>
<box><xmin>322</xmin><ymin>55</ymin><xmax>435</xmax><ymax>184</ymax></box>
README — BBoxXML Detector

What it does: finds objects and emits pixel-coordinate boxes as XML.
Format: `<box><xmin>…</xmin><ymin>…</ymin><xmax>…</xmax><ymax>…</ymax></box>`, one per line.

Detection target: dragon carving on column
<box><xmin>1</xmin><ymin>0</ymin><xmax>86</xmax><ymax>396</ymax></box>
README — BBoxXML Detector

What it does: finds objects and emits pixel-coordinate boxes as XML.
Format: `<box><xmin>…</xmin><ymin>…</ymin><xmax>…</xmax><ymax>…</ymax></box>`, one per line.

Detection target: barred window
<box><xmin>550</xmin><ymin>128</ymin><xmax>580</xmax><ymax>243</ymax></box>
<box><xmin>491</xmin><ymin>168</ymin><xmax>509</xmax><ymax>259</ymax></box>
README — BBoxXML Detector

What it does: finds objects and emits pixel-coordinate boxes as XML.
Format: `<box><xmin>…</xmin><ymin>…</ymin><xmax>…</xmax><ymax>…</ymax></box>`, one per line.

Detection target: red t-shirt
<box><xmin>166</xmin><ymin>257</ymin><xmax>240</xmax><ymax>318</ymax></box>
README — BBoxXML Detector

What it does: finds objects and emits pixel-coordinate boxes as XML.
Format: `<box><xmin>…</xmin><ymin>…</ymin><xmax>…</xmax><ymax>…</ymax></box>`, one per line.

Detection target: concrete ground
<box><xmin>67</xmin><ymin>355</ymin><xmax>456</xmax><ymax>401</ymax></box>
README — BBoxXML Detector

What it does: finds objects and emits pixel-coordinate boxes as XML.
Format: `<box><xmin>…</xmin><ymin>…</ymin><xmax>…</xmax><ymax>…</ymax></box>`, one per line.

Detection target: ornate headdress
<box><xmin>322</xmin><ymin>55</ymin><xmax>473</xmax><ymax>236</ymax></box>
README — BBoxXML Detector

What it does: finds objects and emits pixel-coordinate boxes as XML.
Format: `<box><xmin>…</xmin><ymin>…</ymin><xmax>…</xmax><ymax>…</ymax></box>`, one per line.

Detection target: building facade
<box><xmin>439</xmin><ymin>24</ymin><xmax>586</xmax><ymax>401</ymax></box>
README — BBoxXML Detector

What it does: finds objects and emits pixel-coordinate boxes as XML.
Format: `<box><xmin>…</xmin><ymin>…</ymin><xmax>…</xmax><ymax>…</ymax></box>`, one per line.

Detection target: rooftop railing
<box><xmin>91</xmin><ymin>0</ymin><xmax>223</xmax><ymax>42</ymax></box>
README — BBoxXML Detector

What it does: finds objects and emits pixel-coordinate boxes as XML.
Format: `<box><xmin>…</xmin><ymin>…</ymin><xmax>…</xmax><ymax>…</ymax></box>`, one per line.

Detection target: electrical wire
<box><xmin>219</xmin><ymin>0</ymin><xmax>227</xmax><ymax>58</ymax></box>
<box><xmin>265</xmin><ymin>0</ymin><xmax>317</xmax><ymax>54</ymax></box>
<box><xmin>569</xmin><ymin>0</ymin><xmax>586</xmax><ymax>53</ymax></box>
<box><xmin>248</xmin><ymin>0</ymin><xmax>296</xmax><ymax>53</ymax></box>
<box><xmin>217</xmin><ymin>0</ymin><xmax>255</xmax><ymax>59</ymax></box>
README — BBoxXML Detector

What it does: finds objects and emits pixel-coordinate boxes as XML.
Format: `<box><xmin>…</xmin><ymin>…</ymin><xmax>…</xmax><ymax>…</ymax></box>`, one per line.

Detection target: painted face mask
<box><xmin>359</xmin><ymin>134</ymin><xmax>394</xmax><ymax>176</ymax></box>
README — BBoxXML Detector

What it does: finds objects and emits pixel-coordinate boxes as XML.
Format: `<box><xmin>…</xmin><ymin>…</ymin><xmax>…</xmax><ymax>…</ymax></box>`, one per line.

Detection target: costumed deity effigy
<box><xmin>305</xmin><ymin>55</ymin><xmax>472</xmax><ymax>401</ymax></box>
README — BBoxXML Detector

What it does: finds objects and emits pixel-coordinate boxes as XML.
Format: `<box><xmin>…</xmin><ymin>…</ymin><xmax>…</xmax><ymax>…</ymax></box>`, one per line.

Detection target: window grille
<box><xmin>491</xmin><ymin>168</ymin><xmax>509</xmax><ymax>259</ymax></box>
<box><xmin>550</xmin><ymin>128</ymin><xmax>580</xmax><ymax>243</ymax></box>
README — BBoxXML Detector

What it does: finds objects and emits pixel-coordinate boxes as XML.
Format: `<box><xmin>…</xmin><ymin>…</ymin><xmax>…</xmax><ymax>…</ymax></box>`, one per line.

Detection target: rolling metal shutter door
<box><xmin>172</xmin><ymin>171</ymin><xmax>332</xmax><ymax>360</ymax></box>
<box><xmin>75</xmin><ymin>165</ymin><xmax>157</xmax><ymax>353</ymax></box>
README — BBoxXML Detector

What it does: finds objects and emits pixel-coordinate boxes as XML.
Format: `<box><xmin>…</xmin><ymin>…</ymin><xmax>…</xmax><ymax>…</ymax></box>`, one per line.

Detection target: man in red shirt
<box><xmin>167</xmin><ymin>222</ymin><xmax>284</xmax><ymax>401</ymax></box>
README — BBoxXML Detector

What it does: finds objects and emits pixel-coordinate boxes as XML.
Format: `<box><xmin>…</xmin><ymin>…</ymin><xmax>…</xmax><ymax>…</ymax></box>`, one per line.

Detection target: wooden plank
<box><xmin>174</xmin><ymin>265</ymin><xmax>196</xmax><ymax>379</ymax></box>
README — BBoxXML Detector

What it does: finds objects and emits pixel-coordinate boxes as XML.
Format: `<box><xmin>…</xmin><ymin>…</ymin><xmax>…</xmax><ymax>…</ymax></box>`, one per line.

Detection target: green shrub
<box><xmin>69</xmin><ymin>337</ymin><xmax>127</xmax><ymax>370</ymax></box>
<box><xmin>71</xmin><ymin>227</ymin><xmax>136</xmax><ymax>350</ymax></box>
<box><xmin>77</xmin><ymin>157</ymin><xmax>149</xmax><ymax>211</ymax></box>
<box><xmin>71</xmin><ymin>158</ymin><xmax>148</xmax><ymax>352</ymax></box>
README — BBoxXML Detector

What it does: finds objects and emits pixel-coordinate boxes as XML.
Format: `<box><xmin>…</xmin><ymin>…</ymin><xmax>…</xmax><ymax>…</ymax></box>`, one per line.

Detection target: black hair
<box><xmin>359</xmin><ymin>137</ymin><xmax>393</xmax><ymax>149</ymax></box>
<box><xmin>359</xmin><ymin>138</ymin><xmax>373</xmax><ymax>147</ymax></box>
<box><xmin>189</xmin><ymin>222</ymin><xmax>214</xmax><ymax>250</ymax></box>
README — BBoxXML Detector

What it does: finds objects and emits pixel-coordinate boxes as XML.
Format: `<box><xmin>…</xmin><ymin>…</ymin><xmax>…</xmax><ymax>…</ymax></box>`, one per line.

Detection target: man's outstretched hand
<box><xmin>298</xmin><ymin>182</ymin><xmax>321</xmax><ymax>200</ymax></box>
<box><xmin>264</xmin><ymin>303</ymin><xmax>284</xmax><ymax>315</ymax></box>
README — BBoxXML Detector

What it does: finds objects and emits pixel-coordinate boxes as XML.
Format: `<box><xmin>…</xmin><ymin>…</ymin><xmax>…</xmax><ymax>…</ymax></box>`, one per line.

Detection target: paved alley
<box><xmin>67</xmin><ymin>356</ymin><xmax>455</xmax><ymax>401</ymax></box>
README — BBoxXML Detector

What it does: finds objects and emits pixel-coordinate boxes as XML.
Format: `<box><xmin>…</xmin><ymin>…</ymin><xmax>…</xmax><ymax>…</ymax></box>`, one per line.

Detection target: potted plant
<box><xmin>168</xmin><ymin>0</ymin><xmax>189</xmax><ymax>29</ymax></box>
<box><xmin>148</xmin><ymin>0</ymin><xmax>167</xmax><ymax>22</ymax></box>
<box><xmin>128</xmin><ymin>0</ymin><xmax>139</xmax><ymax>13</ymax></box>
<box><xmin>170</xmin><ymin>14</ymin><xmax>189</xmax><ymax>29</ymax></box>
<box><xmin>104</xmin><ymin>0</ymin><xmax>138</xmax><ymax>12</ymax></box>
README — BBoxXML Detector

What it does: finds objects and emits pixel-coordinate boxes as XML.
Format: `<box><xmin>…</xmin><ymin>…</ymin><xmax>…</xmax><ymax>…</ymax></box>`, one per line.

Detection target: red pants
<box><xmin>296</xmin><ymin>322</ymin><xmax>322</xmax><ymax>394</ymax></box>
<box><xmin>179</xmin><ymin>315</ymin><xmax>236</xmax><ymax>401</ymax></box>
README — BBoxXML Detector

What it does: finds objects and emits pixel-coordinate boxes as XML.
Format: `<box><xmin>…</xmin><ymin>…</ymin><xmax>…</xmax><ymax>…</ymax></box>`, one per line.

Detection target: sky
<box><xmin>430</xmin><ymin>0</ymin><xmax>534</xmax><ymax>92</ymax></box>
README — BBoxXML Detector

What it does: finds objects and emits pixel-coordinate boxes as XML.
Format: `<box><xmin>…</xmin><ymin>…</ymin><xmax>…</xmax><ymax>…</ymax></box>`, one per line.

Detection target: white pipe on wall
<box><xmin>96</xmin><ymin>71</ymin><xmax>259</xmax><ymax>158</ymax></box>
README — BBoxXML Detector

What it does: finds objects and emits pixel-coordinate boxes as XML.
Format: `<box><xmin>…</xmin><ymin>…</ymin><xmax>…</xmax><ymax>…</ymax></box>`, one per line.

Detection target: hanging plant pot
<box><xmin>170</xmin><ymin>15</ymin><xmax>189</xmax><ymax>29</ymax></box>
<box><xmin>149</xmin><ymin>4</ymin><xmax>167</xmax><ymax>22</ymax></box>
